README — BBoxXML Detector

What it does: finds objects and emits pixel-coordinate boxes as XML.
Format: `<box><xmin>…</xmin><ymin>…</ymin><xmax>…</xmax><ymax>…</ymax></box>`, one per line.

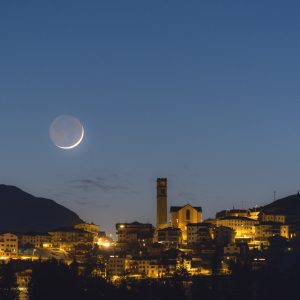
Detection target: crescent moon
<box><xmin>56</xmin><ymin>126</ymin><xmax>85</xmax><ymax>150</ymax></box>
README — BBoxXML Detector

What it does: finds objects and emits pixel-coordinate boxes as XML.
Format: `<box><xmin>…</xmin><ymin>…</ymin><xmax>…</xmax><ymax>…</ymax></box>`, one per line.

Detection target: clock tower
<box><xmin>156</xmin><ymin>178</ymin><xmax>168</xmax><ymax>229</ymax></box>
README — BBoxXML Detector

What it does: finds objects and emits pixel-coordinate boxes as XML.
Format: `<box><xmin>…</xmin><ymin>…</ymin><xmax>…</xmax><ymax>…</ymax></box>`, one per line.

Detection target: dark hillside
<box><xmin>0</xmin><ymin>185</ymin><xmax>83</xmax><ymax>232</ymax></box>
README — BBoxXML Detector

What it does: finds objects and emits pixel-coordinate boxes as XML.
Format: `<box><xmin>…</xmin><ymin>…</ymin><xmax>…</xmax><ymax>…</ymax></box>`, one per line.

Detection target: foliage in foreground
<box><xmin>1</xmin><ymin>255</ymin><xmax>300</xmax><ymax>300</ymax></box>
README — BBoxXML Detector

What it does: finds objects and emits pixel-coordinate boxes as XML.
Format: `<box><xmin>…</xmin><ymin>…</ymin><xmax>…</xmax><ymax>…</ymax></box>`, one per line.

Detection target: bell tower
<box><xmin>156</xmin><ymin>178</ymin><xmax>167</xmax><ymax>229</ymax></box>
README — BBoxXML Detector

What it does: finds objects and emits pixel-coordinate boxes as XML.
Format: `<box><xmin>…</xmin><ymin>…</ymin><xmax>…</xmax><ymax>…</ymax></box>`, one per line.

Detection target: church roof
<box><xmin>170</xmin><ymin>204</ymin><xmax>202</xmax><ymax>213</ymax></box>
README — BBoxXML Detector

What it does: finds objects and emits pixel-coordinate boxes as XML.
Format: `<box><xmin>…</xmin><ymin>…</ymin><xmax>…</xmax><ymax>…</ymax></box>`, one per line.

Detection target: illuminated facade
<box><xmin>0</xmin><ymin>233</ymin><xmax>18</xmax><ymax>258</ymax></box>
<box><xmin>156</xmin><ymin>178</ymin><xmax>168</xmax><ymax>229</ymax></box>
<box><xmin>254</xmin><ymin>222</ymin><xmax>289</xmax><ymax>245</ymax></box>
<box><xmin>74</xmin><ymin>222</ymin><xmax>99</xmax><ymax>244</ymax></box>
<box><xmin>259</xmin><ymin>213</ymin><xmax>286</xmax><ymax>224</ymax></box>
<box><xmin>157</xmin><ymin>227</ymin><xmax>182</xmax><ymax>247</ymax></box>
<box><xmin>18</xmin><ymin>233</ymin><xmax>51</xmax><ymax>248</ymax></box>
<box><xmin>249</xmin><ymin>211</ymin><xmax>260</xmax><ymax>220</ymax></box>
<box><xmin>129</xmin><ymin>257</ymin><xmax>176</xmax><ymax>278</ymax></box>
<box><xmin>280</xmin><ymin>225</ymin><xmax>289</xmax><ymax>239</ymax></box>
<box><xmin>216</xmin><ymin>209</ymin><xmax>250</xmax><ymax>219</ymax></box>
<box><xmin>48</xmin><ymin>227</ymin><xmax>94</xmax><ymax>251</ymax></box>
<box><xmin>216</xmin><ymin>216</ymin><xmax>258</xmax><ymax>239</ymax></box>
<box><xmin>107</xmin><ymin>256</ymin><xmax>131</xmax><ymax>277</ymax></box>
<box><xmin>214</xmin><ymin>226</ymin><xmax>235</xmax><ymax>246</ymax></box>
<box><xmin>187</xmin><ymin>223</ymin><xmax>214</xmax><ymax>245</ymax></box>
<box><xmin>74</xmin><ymin>222</ymin><xmax>99</xmax><ymax>234</ymax></box>
<box><xmin>116</xmin><ymin>222</ymin><xmax>154</xmax><ymax>248</ymax></box>
<box><xmin>216</xmin><ymin>209</ymin><xmax>261</xmax><ymax>220</ymax></box>
<box><xmin>170</xmin><ymin>204</ymin><xmax>202</xmax><ymax>241</ymax></box>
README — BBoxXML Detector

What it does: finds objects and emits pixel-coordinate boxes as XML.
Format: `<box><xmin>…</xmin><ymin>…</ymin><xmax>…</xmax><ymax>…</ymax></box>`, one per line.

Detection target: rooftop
<box><xmin>49</xmin><ymin>227</ymin><xmax>92</xmax><ymax>234</ymax></box>
<box><xmin>219</xmin><ymin>216</ymin><xmax>257</xmax><ymax>221</ymax></box>
<box><xmin>187</xmin><ymin>222</ymin><xmax>213</xmax><ymax>227</ymax></box>
<box><xmin>170</xmin><ymin>204</ymin><xmax>202</xmax><ymax>213</ymax></box>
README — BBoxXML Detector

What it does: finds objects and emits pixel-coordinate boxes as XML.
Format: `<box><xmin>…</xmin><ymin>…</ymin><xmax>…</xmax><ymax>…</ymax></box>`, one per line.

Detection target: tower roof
<box><xmin>157</xmin><ymin>177</ymin><xmax>167</xmax><ymax>181</ymax></box>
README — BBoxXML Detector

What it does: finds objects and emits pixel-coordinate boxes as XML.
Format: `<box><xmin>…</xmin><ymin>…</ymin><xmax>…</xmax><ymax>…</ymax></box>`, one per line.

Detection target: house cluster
<box><xmin>104</xmin><ymin>179</ymin><xmax>297</xmax><ymax>279</ymax></box>
<box><xmin>0</xmin><ymin>222</ymin><xmax>103</xmax><ymax>260</ymax></box>
<box><xmin>2</xmin><ymin>178</ymin><xmax>300</xmax><ymax>281</ymax></box>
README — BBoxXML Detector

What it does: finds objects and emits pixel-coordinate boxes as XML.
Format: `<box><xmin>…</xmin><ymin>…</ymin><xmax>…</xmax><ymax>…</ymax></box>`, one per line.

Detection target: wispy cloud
<box><xmin>69</xmin><ymin>177</ymin><xmax>127</xmax><ymax>192</ymax></box>
<box><xmin>75</xmin><ymin>200</ymin><xmax>111</xmax><ymax>209</ymax></box>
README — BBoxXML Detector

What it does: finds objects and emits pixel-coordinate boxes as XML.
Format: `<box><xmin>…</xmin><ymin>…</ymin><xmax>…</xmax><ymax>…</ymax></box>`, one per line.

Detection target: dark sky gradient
<box><xmin>1</xmin><ymin>1</ymin><xmax>300</xmax><ymax>234</ymax></box>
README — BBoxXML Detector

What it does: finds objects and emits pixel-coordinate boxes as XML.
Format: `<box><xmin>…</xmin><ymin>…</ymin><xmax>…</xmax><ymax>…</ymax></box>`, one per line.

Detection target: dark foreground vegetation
<box><xmin>1</xmin><ymin>257</ymin><xmax>300</xmax><ymax>300</ymax></box>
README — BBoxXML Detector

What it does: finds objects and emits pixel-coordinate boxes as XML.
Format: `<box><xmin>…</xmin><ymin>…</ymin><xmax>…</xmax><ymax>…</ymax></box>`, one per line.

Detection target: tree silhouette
<box><xmin>0</xmin><ymin>261</ymin><xmax>19</xmax><ymax>300</ymax></box>
<box><xmin>28</xmin><ymin>260</ymin><xmax>82</xmax><ymax>300</ymax></box>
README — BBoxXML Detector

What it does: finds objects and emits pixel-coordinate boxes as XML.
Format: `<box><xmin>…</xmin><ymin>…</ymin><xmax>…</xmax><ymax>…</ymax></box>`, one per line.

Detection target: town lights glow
<box><xmin>102</xmin><ymin>242</ymin><xmax>110</xmax><ymax>248</ymax></box>
<box><xmin>97</xmin><ymin>238</ymin><xmax>111</xmax><ymax>248</ymax></box>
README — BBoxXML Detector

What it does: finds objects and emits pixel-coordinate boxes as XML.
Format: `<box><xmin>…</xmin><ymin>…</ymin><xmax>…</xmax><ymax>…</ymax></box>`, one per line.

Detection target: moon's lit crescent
<box><xmin>50</xmin><ymin>115</ymin><xmax>85</xmax><ymax>150</ymax></box>
<box><xmin>56</xmin><ymin>126</ymin><xmax>84</xmax><ymax>150</ymax></box>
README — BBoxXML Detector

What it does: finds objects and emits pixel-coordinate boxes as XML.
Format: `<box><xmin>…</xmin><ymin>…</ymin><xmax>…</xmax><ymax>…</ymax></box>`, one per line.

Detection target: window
<box><xmin>186</xmin><ymin>209</ymin><xmax>191</xmax><ymax>221</ymax></box>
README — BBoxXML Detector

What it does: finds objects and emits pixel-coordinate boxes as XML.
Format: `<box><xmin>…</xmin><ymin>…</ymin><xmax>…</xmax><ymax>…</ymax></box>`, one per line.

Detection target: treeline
<box><xmin>1</xmin><ymin>258</ymin><xmax>300</xmax><ymax>300</ymax></box>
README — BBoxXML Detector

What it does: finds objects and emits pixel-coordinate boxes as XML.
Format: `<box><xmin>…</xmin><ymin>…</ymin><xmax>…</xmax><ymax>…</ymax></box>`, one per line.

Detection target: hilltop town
<box><xmin>1</xmin><ymin>177</ymin><xmax>300</xmax><ymax>298</ymax></box>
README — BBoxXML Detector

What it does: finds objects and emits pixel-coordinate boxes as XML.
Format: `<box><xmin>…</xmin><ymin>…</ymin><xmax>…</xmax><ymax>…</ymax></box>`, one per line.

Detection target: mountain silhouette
<box><xmin>0</xmin><ymin>185</ymin><xmax>83</xmax><ymax>232</ymax></box>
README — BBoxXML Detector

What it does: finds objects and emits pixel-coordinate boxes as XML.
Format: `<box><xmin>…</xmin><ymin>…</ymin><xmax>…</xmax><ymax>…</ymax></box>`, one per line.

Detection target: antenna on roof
<box><xmin>273</xmin><ymin>190</ymin><xmax>277</xmax><ymax>201</ymax></box>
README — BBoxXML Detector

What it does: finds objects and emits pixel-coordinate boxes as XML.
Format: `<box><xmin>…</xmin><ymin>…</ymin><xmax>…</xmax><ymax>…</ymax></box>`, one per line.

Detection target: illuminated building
<box><xmin>0</xmin><ymin>233</ymin><xmax>18</xmax><ymax>258</ymax></box>
<box><xmin>48</xmin><ymin>227</ymin><xmax>94</xmax><ymax>251</ymax></box>
<box><xmin>157</xmin><ymin>227</ymin><xmax>182</xmax><ymax>248</ymax></box>
<box><xmin>187</xmin><ymin>223</ymin><xmax>214</xmax><ymax>246</ymax></box>
<box><xmin>129</xmin><ymin>257</ymin><xmax>176</xmax><ymax>278</ymax></box>
<box><xmin>130</xmin><ymin>257</ymin><xmax>176</xmax><ymax>278</ymax></box>
<box><xmin>259</xmin><ymin>212</ymin><xmax>286</xmax><ymax>224</ymax></box>
<box><xmin>254</xmin><ymin>222</ymin><xmax>289</xmax><ymax>246</ymax></box>
<box><xmin>74</xmin><ymin>222</ymin><xmax>99</xmax><ymax>244</ymax></box>
<box><xmin>107</xmin><ymin>255</ymin><xmax>131</xmax><ymax>277</ymax></box>
<box><xmin>183</xmin><ymin>257</ymin><xmax>203</xmax><ymax>275</ymax></box>
<box><xmin>216</xmin><ymin>209</ymin><xmax>250</xmax><ymax>219</ymax></box>
<box><xmin>147</xmin><ymin>260</ymin><xmax>176</xmax><ymax>278</ymax></box>
<box><xmin>215</xmin><ymin>216</ymin><xmax>258</xmax><ymax>240</ymax></box>
<box><xmin>216</xmin><ymin>209</ymin><xmax>261</xmax><ymax>221</ymax></box>
<box><xmin>73</xmin><ymin>243</ymin><xmax>93</xmax><ymax>263</ymax></box>
<box><xmin>156</xmin><ymin>178</ymin><xmax>168</xmax><ymax>229</ymax></box>
<box><xmin>280</xmin><ymin>225</ymin><xmax>289</xmax><ymax>239</ymax></box>
<box><xmin>129</xmin><ymin>257</ymin><xmax>153</xmax><ymax>276</ymax></box>
<box><xmin>16</xmin><ymin>268</ymin><xmax>32</xmax><ymax>299</ymax></box>
<box><xmin>18</xmin><ymin>232</ymin><xmax>51</xmax><ymax>249</ymax></box>
<box><xmin>116</xmin><ymin>222</ymin><xmax>154</xmax><ymax>248</ymax></box>
<box><xmin>170</xmin><ymin>204</ymin><xmax>202</xmax><ymax>242</ymax></box>
<box><xmin>248</xmin><ymin>210</ymin><xmax>260</xmax><ymax>220</ymax></box>
<box><xmin>74</xmin><ymin>222</ymin><xmax>99</xmax><ymax>234</ymax></box>
<box><xmin>214</xmin><ymin>226</ymin><xmax>235</xmax><ymax>246</ymax></box>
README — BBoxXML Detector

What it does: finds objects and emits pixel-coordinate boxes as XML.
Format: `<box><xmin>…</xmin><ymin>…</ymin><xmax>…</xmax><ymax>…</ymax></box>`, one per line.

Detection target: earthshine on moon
<box><xmin>50</xmin><ymin>115</ymin><xmax>84</xmax><ymax>150</ymax></box>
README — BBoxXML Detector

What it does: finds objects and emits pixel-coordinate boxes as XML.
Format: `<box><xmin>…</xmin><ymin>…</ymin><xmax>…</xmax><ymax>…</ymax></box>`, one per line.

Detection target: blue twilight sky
<box><xmin>1</xmin><ymin>0</ymin><xmax>300</xmax><ymax>234</ymax></box>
